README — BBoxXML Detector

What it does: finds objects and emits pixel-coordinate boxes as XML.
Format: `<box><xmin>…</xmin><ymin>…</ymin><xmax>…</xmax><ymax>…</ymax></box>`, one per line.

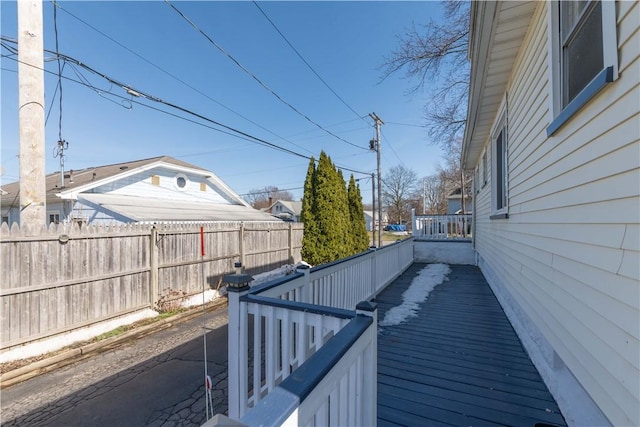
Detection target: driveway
<box><xmin>1</xmin><ymin>303</ymin><xmax>230</xmax><ymax>427</ymax></box>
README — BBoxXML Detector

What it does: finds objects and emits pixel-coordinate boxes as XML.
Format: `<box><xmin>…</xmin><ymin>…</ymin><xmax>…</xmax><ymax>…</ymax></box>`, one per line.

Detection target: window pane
<box><xmin>561</xmin><ymin>1</ymin><xmax>589</xmax><ymax>40</ymax></box>
<box><xmin>563</xmin><ymin>2</ymin><xmax>603</xmax><ymax>106</ymax></box>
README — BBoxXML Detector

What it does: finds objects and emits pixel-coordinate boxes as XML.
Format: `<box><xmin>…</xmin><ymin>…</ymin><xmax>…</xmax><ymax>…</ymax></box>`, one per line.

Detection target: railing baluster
<box><xmin>282</xmin><ymin>308</ymin><xmax>291</xmax><ymax>380</ymax></box>
<box><xmin>252</xmin><ymin>304</ymin><xmax>261</xmax><ymax>407</ymax></box>
<box><xmin>266</xmin><ymin>306</ymin><xmax>275</xmax><ymax>394</ymax></box>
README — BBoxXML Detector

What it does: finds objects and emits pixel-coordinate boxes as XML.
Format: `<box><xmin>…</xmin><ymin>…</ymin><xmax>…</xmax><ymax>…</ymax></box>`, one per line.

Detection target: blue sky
<box><xmin>1</xmin><ymin>1</ymin><xmax>447</xmax><ymax>203</ymax></box>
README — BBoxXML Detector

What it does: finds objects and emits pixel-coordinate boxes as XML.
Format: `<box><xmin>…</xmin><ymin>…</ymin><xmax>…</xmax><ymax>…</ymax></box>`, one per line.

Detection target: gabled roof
<box><xmin>462</xmin><ymin>1</ymin><xmax>537</xmax><ymax>169</ymax></box>
<box><xmin>273</xmin><ymin>200</ymin><xmax>302</xmax><ymax>216</ymax></box>
<box><xmin>0</xmin><ymin>155</ymin><xmax>249</xmax><ymax>208</ymax></box>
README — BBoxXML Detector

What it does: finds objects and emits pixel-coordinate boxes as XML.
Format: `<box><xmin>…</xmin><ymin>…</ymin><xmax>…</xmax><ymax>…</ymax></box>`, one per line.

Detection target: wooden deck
<box><xmin>375</xmin><ymin>263</ymin><xmax>567</xmax><ymax>427</ymax></box>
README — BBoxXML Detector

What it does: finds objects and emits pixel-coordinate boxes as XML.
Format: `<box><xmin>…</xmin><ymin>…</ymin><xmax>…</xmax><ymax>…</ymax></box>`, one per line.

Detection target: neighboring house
<box><xmin>0</xmin><ymin>156</ymin><xmax>279</xmax><ymax>226</ymax></box>
<box><xmin>266</xmin><ymin>200</ymin><xmax>302</xmax><ymax>222</ymax></box>
<box><xmin>363</xmin><ymin>210</ymin><xmax>373</xmax><ymax>231</ymax></box>
<box><xmin>363</xmin><ymin>210</ymin><xmax>388</xmax><ymax>231</ymax></box>
<box><xmin>463</xmin><ymin>2</ymin><xmax>638</xmax><ymax>427</ymax></box>
<box><xmin>446</xmin><ymin>188</ymin><xmax>472</xmax><ymax>215</ymax></box>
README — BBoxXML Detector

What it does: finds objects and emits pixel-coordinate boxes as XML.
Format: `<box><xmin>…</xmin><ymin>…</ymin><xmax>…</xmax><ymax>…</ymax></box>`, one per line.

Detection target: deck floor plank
<box><xmin>376</xmin><ymin>263</ymin><xmax>567</xmax><ymax>427</ymax></box>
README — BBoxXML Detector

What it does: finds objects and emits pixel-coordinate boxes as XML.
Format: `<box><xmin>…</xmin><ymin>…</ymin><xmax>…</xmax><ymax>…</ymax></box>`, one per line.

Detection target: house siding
<box><xmin>89</xmin><ymin>168</ymin><xmax>232</xmax><ymax>204</ymax></box>
<box><xmin>473</xmin><ymin>2</ymin><xmax>639</xmax><ymax>426</ymax></box>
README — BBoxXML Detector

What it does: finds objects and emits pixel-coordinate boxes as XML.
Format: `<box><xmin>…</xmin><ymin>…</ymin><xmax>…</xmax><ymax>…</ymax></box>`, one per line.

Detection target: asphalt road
<box><xmin>1</xmin><ymin>305</ymin><xmax>230</xmax><ymax>427</ymax></box>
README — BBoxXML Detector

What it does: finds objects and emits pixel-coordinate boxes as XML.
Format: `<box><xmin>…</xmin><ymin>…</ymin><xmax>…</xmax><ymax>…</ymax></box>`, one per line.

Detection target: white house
<box><xmin>463</xmin><ymin>2</ymin><xmax>639</xmax><ymax>426</ymax></box>
<box><xmin>363</xmin><ymin>210</ymin><xmax>388</xmax><ymax>232</ymax></box>
<box><xmin>446</xmin><ymin>188</ymin><xmax>472</xmax><ymax>215</ymax></box>
<box><xmin>266</xmin><ymin>200</ymin><xmax>302</xmax><ymax>222</ymax></box>
<box><xmin>1</xmin><ymin>156</ymin><xmax>279</xmax><ymax>226</ymax></box>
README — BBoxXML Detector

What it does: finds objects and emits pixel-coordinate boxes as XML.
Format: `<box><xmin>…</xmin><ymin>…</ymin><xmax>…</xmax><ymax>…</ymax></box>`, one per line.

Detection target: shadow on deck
<box><xmin>375</xmin><ymin>263</ymin><xmax>567</xmax><ymax>427</ymax></box>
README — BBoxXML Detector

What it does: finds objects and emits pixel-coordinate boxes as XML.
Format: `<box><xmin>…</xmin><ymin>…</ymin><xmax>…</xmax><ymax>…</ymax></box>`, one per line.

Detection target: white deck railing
<box><xmin>219</xmin><ymin>239</ymin><xmax>414</xmax><ymax>426</ymax></box>
<box><xmin>411</xmin><ymin>209</ymin><xmax>472</xmax><ymax>240</ymax></box>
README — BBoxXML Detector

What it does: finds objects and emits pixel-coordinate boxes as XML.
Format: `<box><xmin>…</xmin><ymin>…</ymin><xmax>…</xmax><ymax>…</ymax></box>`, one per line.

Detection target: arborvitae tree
<box><xmin>348</xmin><ymin>175</ymin><xmax>370</xmax><ymax>253</ymax></box>
<box><xmin>334</xmin><ymin>169</ymin><xmax>352</xmax><ymax>258</ymax></box>
<box><xmin>300</xmin><ymin>157</ymin><xmax>319</xmax><ymax>264</ymax></box>
<box><xmin>311</xmin><ymin>152</ymin><xmax>349</xmax><ymax>264</ymax></box>
<box><xmin>301</xmin><ymin>152</ymin><xmax>364</xmax><ymax>265</ymax></box>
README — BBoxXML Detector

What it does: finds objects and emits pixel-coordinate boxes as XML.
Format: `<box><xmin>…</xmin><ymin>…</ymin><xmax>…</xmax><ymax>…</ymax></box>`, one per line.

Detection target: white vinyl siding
<box><xmin>90</xmin><ymin>168</ymin><xmax>231</xmax><ymax>204</ymax></box>
<box><xmin>473</xmin><ymin>2</ymin><xmax>639</xmax><ymax>426</ymax></box>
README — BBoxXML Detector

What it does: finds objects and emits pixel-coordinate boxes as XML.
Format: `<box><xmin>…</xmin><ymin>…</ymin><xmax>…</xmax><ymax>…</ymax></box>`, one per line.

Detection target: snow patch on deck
<box><xmin>379</xmin><ymin>263</ymin><xmax>451</xmax><ymax>327</ymax></box>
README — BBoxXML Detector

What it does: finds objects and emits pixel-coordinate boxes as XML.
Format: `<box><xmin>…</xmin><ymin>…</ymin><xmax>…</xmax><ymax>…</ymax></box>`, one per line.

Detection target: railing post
<box><xmin>296</xmin><ymin>264</ymin><xmax>310</xmax><ymax>303</ymax></box>
<box><xmin>226</xmin><ymin>272</ymin><xmax>253</xmax><ymax>419</ymax></box>
<box><xmin>369</xmin><ymin>246</ymin><xmax>377</xmax><ymax>296</ymax></box>
<box><xmin>356</xmin><ymin>300</ymin><xmax>378</xmax><ymax>427</ymax></box>
<box><xmin>411</xmin><ymin>208</ymin><xmax>416</xmax><ymax>238</ymax></box>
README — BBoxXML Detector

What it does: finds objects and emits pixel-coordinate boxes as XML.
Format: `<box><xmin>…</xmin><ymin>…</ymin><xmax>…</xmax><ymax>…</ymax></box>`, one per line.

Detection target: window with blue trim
<box><xmin>548</xmin><ymin>0</ymin><xmax>618</xmax><ymax>136</ymax></box>
<box><xmin>490</xmin><ymin>104</ymin><xmax>508</xmax><ymax>220</ymax></box>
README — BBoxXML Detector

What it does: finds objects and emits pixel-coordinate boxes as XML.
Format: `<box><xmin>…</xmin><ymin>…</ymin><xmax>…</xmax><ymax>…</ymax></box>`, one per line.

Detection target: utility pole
<box><xmin>423</xmin><ymin>178</ymin><xmax>426</xmax><ymax>214</ymax></box>
<box><xmin>371</xmin><ymin>172</ymin><xmax>375</xmax><ymax>247</ymax></box>
<box><xmin>369</xmin><ymin>112</ymin><xmax>383</xmax><ymax>248</ymax></box>
<box><xmin>18</xmin><ymin>0</ymin><xmax>46</xmax><ymax>232</ymax></box>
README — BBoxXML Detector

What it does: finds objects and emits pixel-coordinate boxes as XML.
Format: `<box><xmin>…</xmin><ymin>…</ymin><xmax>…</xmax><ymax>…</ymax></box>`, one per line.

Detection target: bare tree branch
<box><xmin>380</xmin><ymin>0</ymin><xmax>470</xmax><ymax>156</ymax></box>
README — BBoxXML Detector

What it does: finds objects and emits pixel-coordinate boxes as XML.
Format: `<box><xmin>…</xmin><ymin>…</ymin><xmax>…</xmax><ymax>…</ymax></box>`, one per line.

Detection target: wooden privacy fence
<box><xmin>0</xmin><ymin>221</ymin><xmax>303</xmax><ymax>351</ymax></box>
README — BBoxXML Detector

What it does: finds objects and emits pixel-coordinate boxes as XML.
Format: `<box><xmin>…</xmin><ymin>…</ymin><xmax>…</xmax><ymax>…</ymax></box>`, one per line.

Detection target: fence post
<box><xmin>226</xmin><ymin>273</ymin><xmax>252</xmax><ymax>419</ymax></box>
<box><xmin>288</xmin><ymin>222</ymin><xmax>294</xmax><ymax>264</ymax></box>
<box><xmin>356</xmin><ymin>300</ymin><xmax>378</xmax><ymax>427</ymax></box>
<box><xmin>239</xmin><ymin>223</ymin><xmax>245</xmax><ymax>270</ymax></box>
<box><xmin>149</xmin><ymin>226</ymin><xmax>159</xmax><ymax>308</ymax></box>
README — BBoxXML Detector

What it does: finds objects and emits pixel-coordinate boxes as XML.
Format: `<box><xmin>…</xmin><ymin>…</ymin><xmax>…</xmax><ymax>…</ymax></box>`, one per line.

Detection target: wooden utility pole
<box><xmin>371</xmin><ymin>172</ymin><xmax>375</xmax><ymax>247</ymax></box>
<box><xmin>18</xmin><ymin>0</ymin><xmax>46</xmax><ymax>232</ymax></box>
<box><xmin>369</xmin><ymin>112</ymin><xmax>383</xmax><ymax>248</ymax></box>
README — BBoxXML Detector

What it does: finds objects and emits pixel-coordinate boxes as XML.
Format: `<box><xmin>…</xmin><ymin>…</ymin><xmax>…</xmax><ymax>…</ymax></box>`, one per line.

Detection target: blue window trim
<box><xmin>490</xmin><ymin>213</ymin><xmax>509</xmax><ymax>220</ymax></box>
<box><xmin>547</xmin><ymin>66</ymin><xmax>614</xmax><ymax>136</ymax></box>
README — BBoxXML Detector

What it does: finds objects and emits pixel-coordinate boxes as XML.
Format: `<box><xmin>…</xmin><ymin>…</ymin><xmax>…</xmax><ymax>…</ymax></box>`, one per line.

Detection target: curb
<box><xmin>0</xmin><ymin>299</ymin><xmax>228</xmax><ymax>389</ymax></box>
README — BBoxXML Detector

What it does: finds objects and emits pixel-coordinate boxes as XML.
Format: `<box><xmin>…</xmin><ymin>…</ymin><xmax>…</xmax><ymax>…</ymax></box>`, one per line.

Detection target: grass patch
<box><xmin>368</xmin><ymin>231</ymin><xmax>411</xmax><ymax>243</ymax></box>
<box><xmin>157</xmin><ymin>308</ymin><xmax>187</xmax><ymax>320</ymax></box>
<box><xmin>94</xmin><ymin>325</ymin><xmax>130</xmax><ymax>341</ymax></box>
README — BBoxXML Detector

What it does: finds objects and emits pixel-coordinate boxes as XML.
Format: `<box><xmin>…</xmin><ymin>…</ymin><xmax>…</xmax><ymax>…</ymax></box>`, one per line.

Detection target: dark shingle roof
<box><xmin>0</xmin><ymin>156</ymin><xmax>207</xmax><ymax>208</ymax></box>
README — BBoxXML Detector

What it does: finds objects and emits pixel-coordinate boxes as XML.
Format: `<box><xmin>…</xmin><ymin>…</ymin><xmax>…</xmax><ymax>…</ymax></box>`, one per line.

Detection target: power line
<box><xmin>238</xmin><ymin>186</ymin><xmax>304</xmax><ymax>197</ymax></box>
<box><xmin>0</xmin><ymin>41</ymin><xmax>372</xmax><ymax>176</ymax></box>
<box><xmin>51</xmin><ymin>1</ymin><xmax>314</xmax><ymax>156</ymax></box>
<box><xmin>381</xmin><ymin>130</ymin><xmax>406</xmax><ymax>167</ymax></box>
<box><xmin>52</xmin><ymin>2</ymin><xmax>64</xmax><ymax>141</ymax></box>
<box><xmin>386</xmin><ymin>121</ymin><xmax>427</xmax><ymax>128</ymax></box>
<box><xmin>252</xmin><ymin>1</ymin><xmax>367</xmax><ymax>124</ymax></box>
<box><xmin>164</xmin><ymin>0</ymin><xmax>368</xmax><ymax>151</ymax></box>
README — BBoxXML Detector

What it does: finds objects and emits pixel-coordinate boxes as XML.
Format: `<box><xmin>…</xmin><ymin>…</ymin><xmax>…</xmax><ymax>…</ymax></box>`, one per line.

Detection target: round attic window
<box><xmin>175</xmin><ymin>173</ymin><xmax>188</xmax><ymax>190</ymax></box>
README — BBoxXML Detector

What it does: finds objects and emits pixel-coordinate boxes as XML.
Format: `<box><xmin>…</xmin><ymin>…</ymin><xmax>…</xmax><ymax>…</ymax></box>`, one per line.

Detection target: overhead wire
<box><xmin>164</xmin><ymin>0</ymin><xmax>369</xmax><ymax>151</ymax></box>
<box><xmin>51</xmin><ymin>0</ymin><xmax>314</xmax><ymax>156</ymax></box>
<box><xmin>238</xmin><ymin>186</ymin><xmax>303</xmax><ymax>197</ymax></box>
<box><xmin>0</xmin><ymin>38</ymin><xmax>65</xmax><ymax>125</ymax></box>
<box><xmin>381</xmin><ymin>130</ymin><xmax>406</xmax><ymax>167</ymax></box>
<box><xmin>52</xmin><ymin>2</ymin><xmax>64</xmax><ymax>141</ymax></box>
<box><xmin>385</xmin><ymin>121</ymin><xmax>427</xmax><ymax>128</ymax></box>
<box><xmin>0</xmin><ymin>39</ymin><xmax>371</xmax><ymax>176</ymax></box>
<box><xmin>252</xmin><ymin>1</ymin><xmax>367</xmax><ymax>124</ymax></box>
